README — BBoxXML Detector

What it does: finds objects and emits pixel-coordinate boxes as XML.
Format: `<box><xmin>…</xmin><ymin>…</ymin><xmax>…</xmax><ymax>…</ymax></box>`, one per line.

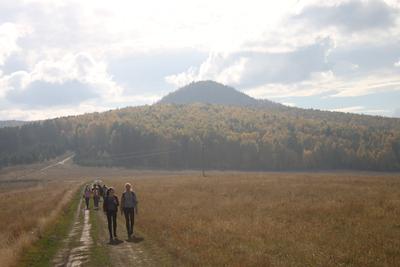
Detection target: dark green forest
<box><xmin>1</xmin><ymin>103</ymin><xmax>400</xmax><ymax>171</ymax></box>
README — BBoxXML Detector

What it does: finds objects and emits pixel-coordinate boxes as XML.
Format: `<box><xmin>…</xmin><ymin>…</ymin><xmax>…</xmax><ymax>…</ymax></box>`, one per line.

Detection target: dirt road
<box><xmin>53</xmin><ymin>184</ymin><xmax>172</xmax><ymax>267</ymax></box>
<box><xmin>94</xmin><ymin>203</ymin><xmax>175</xmax><ymax>266</ymax></box>
<box><xmin>53</xmin><ymin>192</ymin><xmax>93</xmax><ymax>267</ymax></box>
<box><xmin>39</xmin><ymin>154</ymin><xmax>75</xmax><ymax>172</ymax></box>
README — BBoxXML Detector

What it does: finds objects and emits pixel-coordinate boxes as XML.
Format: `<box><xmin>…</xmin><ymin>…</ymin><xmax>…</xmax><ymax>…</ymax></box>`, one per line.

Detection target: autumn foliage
<box><xmin>1</xmin><ymin>103</ymin><xmax>400</xmax><ymax>171</ymax></box>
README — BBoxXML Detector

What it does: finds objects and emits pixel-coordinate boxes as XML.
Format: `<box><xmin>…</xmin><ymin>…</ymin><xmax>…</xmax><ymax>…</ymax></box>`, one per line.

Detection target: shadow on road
<box><xmin>109</xmin><ymin>239</ymin><xmax>124</xmax><ymax>245</ymax></box>
<box><xmin>126</xmin><ymin>236</ymin><xmax>144</xmax><ymax>244</ymax></box>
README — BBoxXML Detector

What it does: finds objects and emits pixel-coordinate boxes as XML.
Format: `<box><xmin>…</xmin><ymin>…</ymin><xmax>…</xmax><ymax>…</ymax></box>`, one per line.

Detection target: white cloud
<box><xmin>165</xmin><ymin>67</ymin><xmax>197</xmax><ymax>89</ymax></box>
<box><xmin>3</xmin><ymin>0</ymin><xmax>299</xmax><ymax>54</ymax></box>
<box><xmin>216</xmin><ymin>57</ymin><xmax>249</xmax><ymax>85</ymax></box>
<box><xmin>244</xmin><ymin>71</ymin><xmax>336</xmax><ymax>99</ymax></box>
<box><xmin>244</xmin><ymin>71</ymin><xmax>400</xmax><ymax>99</ymax></box>
<box><xmin>165</xmin><ymin>0</ymin><xmax>400</xmax><ymax>102</ymax></box>
<box><xmin>0</xmin><ymin>52</ymin><xmax>125</xmax><ymax>104</ymax></box>
<box><xmin>0</xmin><ymin>70</ymin><xmax>29</xmax><ymax>97</ymax></box>
<box><xmin>330</xmin><ymin>74</ymin><xmax>400</xmax><ymax>97</ymax></box>
<box><xmin>0</xmin><ymin>104</ymin><xmax>109</xmax><ymax>121</ymax></box>
<box><xmin>293</xmin><ymin>0</ymin><xmax>398</xmax><ymax>33</ymax></box>
<box><xmin>330</xmin><ymin>106</ymin><xmax>390</xmax><ymax>116</ymax></box>
<box><xmin>0</xmin><ymin>23</ymin><xmax>30</xmax><ymax>65</ymax></box>
<box><xmin>166</xmin><ymin>38</ymin><xmax>333</xmax><ymax>90</ymax></box>
<box><xmin>0</xmin><ymin>92</ymin><xmax>161</xmax><ymax>120</ymax></box>
<box><xmin>331</xmin><ymin>106</ymin><xmax>365</xmax><ymax>112</ymax></box>
<box><xmin>282</xmin><ymin>102</ymin><xmax>296</xmax><ymax>107</ymax></box>
<box><xmin>1</xmin><ymin>0</ymin><xmax>400</xmax><ymax>119</ymax></box>
<box><xmin>165</xmin><ymin>53</ymin><xmax>249</xmax><ymax>87</ymax></box>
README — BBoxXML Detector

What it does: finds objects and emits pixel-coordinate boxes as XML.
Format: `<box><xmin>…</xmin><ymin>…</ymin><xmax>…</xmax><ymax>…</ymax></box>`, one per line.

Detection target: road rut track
<box><xmin>95</xmin><ymin>207</ymin><xmax>173</xmax><ymax>266</ymax></box>
<box><xmin>52</xmin><ymin>189</ymin><xmax>93</xmax><ymax>267</ymax></box>
<box><xmin>52</xmin><ymin>183</ymin><xmax>174</xmax><ymax>267</ymax></box>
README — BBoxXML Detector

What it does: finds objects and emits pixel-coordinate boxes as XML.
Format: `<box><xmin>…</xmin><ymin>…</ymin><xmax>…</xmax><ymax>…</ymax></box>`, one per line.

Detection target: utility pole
<box><xmin>201</xmin><ymin>142</ymin><xmax>206</xmax><ymax>177</ymax></box>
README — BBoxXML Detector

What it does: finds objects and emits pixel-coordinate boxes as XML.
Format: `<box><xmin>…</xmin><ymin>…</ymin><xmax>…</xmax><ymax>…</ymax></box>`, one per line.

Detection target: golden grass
<box><xmin>105</xmin><ymin>172</ymin><xmax>400</xmax><ymax>266</ymax></box>
<box><xmin>0</xmin><ymin>179</ymin><xmax>80</xmax><ymax>267</ymax></box>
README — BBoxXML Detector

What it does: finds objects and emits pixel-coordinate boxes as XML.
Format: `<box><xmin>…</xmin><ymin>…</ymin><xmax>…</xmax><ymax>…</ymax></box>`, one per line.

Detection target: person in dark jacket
<box><xmin>102</xmin><ymin>184</ymin><xmax>108</xmax><ymax>201</ymax></box>
<box><xmin>98</xmin><ymin>183</ymin><xmax>104</xmax><ymax>199</ymax></box>
<box><xmin>121</xmin><ymin>183</ymin><xmax>138</xmax><ymax>239</ymax></box>
<box><xmin>103</xmin><ymin>187</ymin><xmax>119</xmax><ymax>242</ymax></box>
<box><xmin>83</xmin><ymin>185</ymin><xmax>91</xmax><ymax>210</ymax></box>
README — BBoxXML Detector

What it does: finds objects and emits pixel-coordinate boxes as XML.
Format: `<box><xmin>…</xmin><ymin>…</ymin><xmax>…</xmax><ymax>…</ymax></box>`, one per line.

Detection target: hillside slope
<box><xmin>0</xmin><ymin>120</ymin><xmax>29</xmax><ymax>128</ymax></box>
<box><xmin>158</xmin><ymin>80</ymin><xmax>281</xmax><ymax>108</ymax></box>
<box><xmin>1</xmin><ymin>81</ymin><xmax>400</xmax><ymax>171</ymax></box>
<box><xmin>1</xmin><ymin>104</ymin><xmax>399</xmax><ymax>171</ymax></box>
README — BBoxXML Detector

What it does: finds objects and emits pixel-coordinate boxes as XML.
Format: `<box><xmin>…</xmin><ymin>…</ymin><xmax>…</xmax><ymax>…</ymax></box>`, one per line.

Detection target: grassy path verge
<box><xmin>86</xmin><ymin>207</ymin><xmax>112</xmax><ymax>267</ymax></box>
<box><xmin>16</xmin><ymin>186</ymin><xmax>81</xmax><ymax>267</ymax></box>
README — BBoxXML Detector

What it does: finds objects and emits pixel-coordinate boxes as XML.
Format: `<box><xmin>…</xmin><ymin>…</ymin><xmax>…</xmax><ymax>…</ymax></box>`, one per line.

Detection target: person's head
<box><xmin>125</xmin><ymin>182</ymin><xmax>132</xmax><ymax>192</ymax></box>
<box><xmin>107</xmin><ymin>187</ymin><xmax>115</xmax><ymax>197</ymax></box>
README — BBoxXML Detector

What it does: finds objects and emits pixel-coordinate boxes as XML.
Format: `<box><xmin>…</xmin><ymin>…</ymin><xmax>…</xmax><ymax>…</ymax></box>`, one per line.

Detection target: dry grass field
<box><xmin>105</xmin><ymin>172</ymin><xmax>400</xmax><ymax>267</ymax></box>
<box><xmin>1</xmin><ymin>161</ymin><xmax>399</xmax><ymax>267</ymax></box>
<box><xmin>0</xmin><ymin>159</ymin><xmax>169</xmax><ymax>267</ymax></box>
<box><xmin>0</xmin><ymin>159</ymin><xmax>84</xmax><ymax>267</ymax></box>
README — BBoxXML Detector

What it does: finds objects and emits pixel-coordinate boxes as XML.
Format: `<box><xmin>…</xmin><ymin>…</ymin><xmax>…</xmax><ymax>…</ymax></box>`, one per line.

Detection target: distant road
<box><xmin>39</xmin><ymin>153</ymin><xmax>75</xmax><ymax>172</ymax></box>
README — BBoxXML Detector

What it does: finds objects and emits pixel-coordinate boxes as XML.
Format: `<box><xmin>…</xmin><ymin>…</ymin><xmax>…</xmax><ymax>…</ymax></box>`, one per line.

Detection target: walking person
<box><xmin>102</xmin><ymin>184</ymin><xmax>108</xmax><ymax>200</ymax></box>
<box><xmin>103</xmin><ymin>187</ymin><xmax>119</xmax><ymax>243</ymax></box>
<box><xmin>121</xmin><ymin>183</ymin><xmax>138</xmax><ymax>239</ymax></box>
<box><xmin>98</xmin><ymin>183</ymin><xmax>104</xmax><ymax>200</ymax></box>
<box><xmin>83</xmin><ymin>185</ymin><xmax>91</xmax><ymax>210</ymax></box>
<box><xmin>93</xmin><ymin>185</ymin><xmax>100</xmax><ymax>210</ymax></box>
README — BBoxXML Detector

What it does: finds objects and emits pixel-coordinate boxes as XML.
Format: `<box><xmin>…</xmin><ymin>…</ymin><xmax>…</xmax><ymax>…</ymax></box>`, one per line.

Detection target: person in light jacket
<box><xmin>120</xmin><ymin>183</ymin><xmax>138</xmax><ymax>239</ymax></box>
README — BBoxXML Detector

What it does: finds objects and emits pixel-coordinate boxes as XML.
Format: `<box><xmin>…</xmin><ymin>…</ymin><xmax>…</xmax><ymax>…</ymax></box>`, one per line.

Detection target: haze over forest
<box><xmin>1</xmin><ymin>81</ymin><xmax>399</xmax><ymax>171</ymax></box>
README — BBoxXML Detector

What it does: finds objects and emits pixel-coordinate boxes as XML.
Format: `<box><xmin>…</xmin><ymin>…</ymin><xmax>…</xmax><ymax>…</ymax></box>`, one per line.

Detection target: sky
<box><xmin>0</xmin><ymin>0</ymin><xmax>399</xmax><ymax>120</ymax></box>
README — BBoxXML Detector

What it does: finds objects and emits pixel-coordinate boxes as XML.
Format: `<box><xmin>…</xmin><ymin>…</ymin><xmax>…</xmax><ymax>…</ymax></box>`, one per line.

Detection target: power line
<box><xmin>103</xmin><ymin>148</ymin><xmax>176</xmax><ymax>158</ymax></box>
<box><xmin>14</xmin><ymin>153</ymin><xmax>74</xmax><ymax>180</ymax></box>
<box><xmin>94</xmin><ymin>149</ymin><xmax>179</xmax><ymax>161</ymax></box>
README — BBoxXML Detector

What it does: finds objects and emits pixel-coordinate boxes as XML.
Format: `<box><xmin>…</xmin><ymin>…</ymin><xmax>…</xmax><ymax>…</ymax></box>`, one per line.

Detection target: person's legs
<box><xmin>123</xmin><ymin>208</ymin><xmax>130</xmax><ymax>236</ymax></box>
<box><xmin>94</xmin><ymin>197</ymin><xmax>99</xmax><ymax>208</ymax></box>
<box><xmin>85</xmin><ymin>197</ymin><xmax>90</xmax><ymax>209</ymax></box>
<box><xmin>106</xmin><ymin>212</ymin><xmax>113</xmax><ymax>241</ymax></box>
<box><xmin>112</xmin><ymin>212</ymin><xmax>117</xmax><ymax>238</ymax></box>
<box><xmin>129</xmin><ymin>208</ymin><xmax>135</xmax><ymax>235</ymax></box>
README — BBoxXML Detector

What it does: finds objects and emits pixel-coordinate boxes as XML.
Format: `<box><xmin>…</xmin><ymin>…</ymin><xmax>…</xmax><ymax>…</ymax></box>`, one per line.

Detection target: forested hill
<box><xmin>159</xmin><ymin>80</ymin><xmax>282</xmax><ymax>108</ymax></box>
<box><xmin>0</xmin><ymin>120</ymin><xmax>29</xmax><ymax>128</ymax></box>
<box><xmin>1</xmin><ymin>102</ymin><xmax>400</xmax><ymax>171</ymax></box>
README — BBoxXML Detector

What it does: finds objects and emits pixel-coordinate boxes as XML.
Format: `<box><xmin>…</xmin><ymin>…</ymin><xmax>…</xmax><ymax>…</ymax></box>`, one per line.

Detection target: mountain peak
<box><xmin>158</xmin><ymin>80</ymin><xmax>259</xmax><ymax>106</ymax></box>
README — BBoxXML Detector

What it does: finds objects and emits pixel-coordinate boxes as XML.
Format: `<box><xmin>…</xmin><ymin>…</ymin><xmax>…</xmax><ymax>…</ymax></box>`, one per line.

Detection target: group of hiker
<box><xmin>83</xmin><ymin>181</ymin><xmax>138</xmax><ymax>243</ymax></box>
<box><xmin>83</xmin><ymin>183</ymin><xmax>106</xmax><ymax>210</ymax></box>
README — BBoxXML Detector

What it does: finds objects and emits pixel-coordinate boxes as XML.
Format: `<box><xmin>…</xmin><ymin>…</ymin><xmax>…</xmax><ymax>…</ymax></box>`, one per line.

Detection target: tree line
<box><xmin>1</xmin><ymin>104</ymin><xmax>400</xmax><ymax>171</ymax></box>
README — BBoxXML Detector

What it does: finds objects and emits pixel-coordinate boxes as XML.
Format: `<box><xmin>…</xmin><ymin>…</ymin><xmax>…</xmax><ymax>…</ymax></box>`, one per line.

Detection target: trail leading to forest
<box><xmin>53</xmin><ymin>187</ymin><xmax>93</xmax><ymax>267</ymax></box>
<box><xmin>95</xmin><ymin>209</ymin><xmax>159</xmax><ymax>266</ymax></box>
<box><xmin>53</xmin><ymin>183</ymin><xmax>172</xmax><ymax>266</ymax></box>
